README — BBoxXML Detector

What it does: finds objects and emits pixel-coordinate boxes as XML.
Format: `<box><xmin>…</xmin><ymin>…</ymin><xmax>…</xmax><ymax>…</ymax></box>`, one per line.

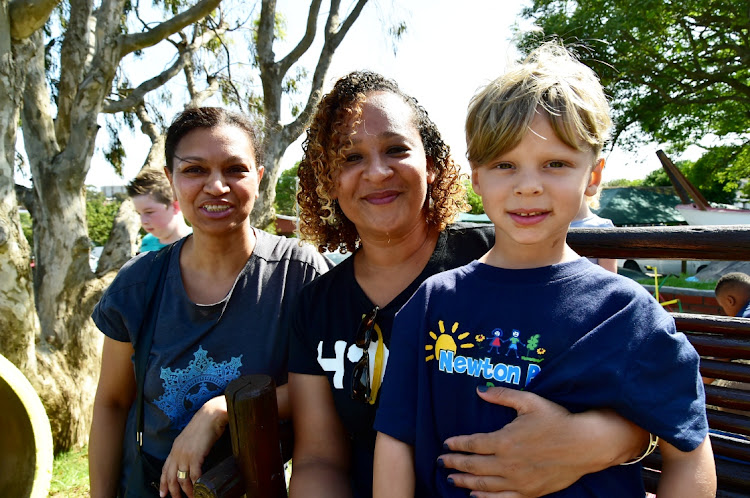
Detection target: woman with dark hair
<box><xmin>89</xmin><ymin>107</ymin><xmax>332</xmax><ymax>498</ymax></box>
<box><xmin>288</xmin><ymin>71</ymin><xmax>649</xmax><ymax>497</ymax></box>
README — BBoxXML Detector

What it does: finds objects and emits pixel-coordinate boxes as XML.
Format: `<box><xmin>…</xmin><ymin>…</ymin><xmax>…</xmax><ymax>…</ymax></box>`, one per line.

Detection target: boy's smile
<box><xmin>472</xmin><ymin>112</ymin><xmax>603</xmax><ymax>268</ymax></box>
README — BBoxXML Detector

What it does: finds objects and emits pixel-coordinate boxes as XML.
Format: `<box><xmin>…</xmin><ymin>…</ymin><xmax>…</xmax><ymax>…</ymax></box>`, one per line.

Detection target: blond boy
<box><xmin>374</xmin><ymin>43</ymin><xmax>715</xmax><ymax>497</ymax></box>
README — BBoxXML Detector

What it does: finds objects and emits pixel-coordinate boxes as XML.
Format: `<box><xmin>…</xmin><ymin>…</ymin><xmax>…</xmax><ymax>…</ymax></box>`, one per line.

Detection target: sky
<box><xmin>81</xmin><ymin>0</ymin><xmax>684</xmax><ymax>188</ymax></box>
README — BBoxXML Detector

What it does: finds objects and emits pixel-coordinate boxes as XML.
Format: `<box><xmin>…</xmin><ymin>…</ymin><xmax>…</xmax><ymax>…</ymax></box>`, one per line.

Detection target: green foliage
<box><xmin>275</xmin><ymin>164</ymin><xmax>299</xmax><ymax>216</ymax></box>
<box><xmin>640</xmin><ymin>169</ymin><xmax>671</xmax><ymax>188</ymax></box>
<box><xmin>636</xmin><ymin>274</ymin><xmax>716</xmax><ymax>291</ymax></box>
<box><xmin>604</xmin><ymin>178</ymin><xmax>644</xmax><ymax>187</ymax></box>
<box><xmin>518</xmin><ymin>0</ymin><xmax>750</xmax><ymax>184</ymax></box>
<box><xmin>688</xmin><ymin>147</ymin><xmax>747</xmax><ymax>204</ymax></box>
<box><xmin>19</xmin><ymin>211</ymin><xmax>33</xmax><ymax>246</ymax></box>
<box><xmin>641</xmin><ymin>155</ymin><xmax>738</xmax><ymax>204</ymax></box>
<box><xmin>86</xmin><ymin>186</ymin><xmax>122</xmax><ymax>247</ymax></box>
<box><xmin>463</xmin><ymin>179</ymin><xmax>484</xmax><ymax>214</ymax></box>
<box><xmin>49</xmin><ymin>445</ymin><xmax>89</xmax><ymax>497</ymax></box>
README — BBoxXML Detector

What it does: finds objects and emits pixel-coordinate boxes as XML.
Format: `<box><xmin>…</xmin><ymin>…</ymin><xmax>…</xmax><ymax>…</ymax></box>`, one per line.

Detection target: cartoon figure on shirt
<box><xmin>487</xmin><ymin>328</ymin><xmax>503</xmax><ymax>354</ymax></box>
<box><xmin>503</xmin><ymin>329</ymin><xmax>526</xmax><ymax>358</ymax></box>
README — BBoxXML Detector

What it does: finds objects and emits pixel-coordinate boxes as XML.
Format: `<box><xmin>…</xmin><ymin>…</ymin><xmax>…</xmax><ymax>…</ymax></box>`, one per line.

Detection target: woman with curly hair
<box><xmin>288</xmin><ymin>71</ymin><xmax>649</xmax><ymax>497</ymax></box>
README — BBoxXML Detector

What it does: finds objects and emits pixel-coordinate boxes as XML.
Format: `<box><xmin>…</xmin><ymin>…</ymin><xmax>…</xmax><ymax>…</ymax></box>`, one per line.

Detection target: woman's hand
<box><xmin>159</xmin><ymin>395</ymin><xmax>229</xmax><ymax>498</ymax></box>
<box><xmin>439</xmin><ymin>386</ymin><xmax>648</xmax><ymax>498</ymax></box>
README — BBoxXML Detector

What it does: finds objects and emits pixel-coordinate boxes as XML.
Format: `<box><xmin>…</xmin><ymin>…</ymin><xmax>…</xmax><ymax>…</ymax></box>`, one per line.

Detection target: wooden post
<box><xmin>225</xmin><ymin>374</ymin><xmax>287</xmax><ymax>498</ymax></box>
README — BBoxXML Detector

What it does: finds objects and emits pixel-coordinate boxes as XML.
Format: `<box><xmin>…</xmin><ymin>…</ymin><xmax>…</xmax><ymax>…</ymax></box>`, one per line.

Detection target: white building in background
<box><xmin>100</xmin><ymin>185</ymin><xmax>127</xmax><ymax>198</ymax></box>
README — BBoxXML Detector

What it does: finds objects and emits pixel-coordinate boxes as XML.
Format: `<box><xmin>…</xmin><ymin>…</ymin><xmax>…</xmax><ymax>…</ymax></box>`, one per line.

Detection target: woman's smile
<box><xmin>364</xmin><ymin>190</ymin><xmax>400</xmax><ymax>205</ymax></box>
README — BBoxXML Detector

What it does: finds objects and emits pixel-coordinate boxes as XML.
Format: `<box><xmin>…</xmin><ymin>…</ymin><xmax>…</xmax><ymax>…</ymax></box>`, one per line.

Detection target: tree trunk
<box><xmin>252</xmin><ymin>133</ymin><xmax>286</xmax><ymax>229</ymax></box>
<box><xmin>96</xmin><ymin>198</ymin><xmax>140</xmax><ymax>275</ymax></box>
<box><xmin>0</xmin><ymin>7</ymin><xmax>39</xmax><ymax>376</ymax></box>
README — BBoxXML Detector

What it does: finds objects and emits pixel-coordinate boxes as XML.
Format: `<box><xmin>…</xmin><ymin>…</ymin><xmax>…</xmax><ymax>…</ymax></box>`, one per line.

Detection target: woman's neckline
<box><xmin>352</xmin><ymin>225</ymin><xmax>441</xmax><ymax>308</ymax></box>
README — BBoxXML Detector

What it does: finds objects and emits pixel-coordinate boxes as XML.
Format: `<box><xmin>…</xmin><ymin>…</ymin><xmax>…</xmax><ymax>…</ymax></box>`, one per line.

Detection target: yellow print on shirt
<box><xmin>424</xmin><ymin>320</ymin><xmax>475</xmax><ymax>362</ymax></box>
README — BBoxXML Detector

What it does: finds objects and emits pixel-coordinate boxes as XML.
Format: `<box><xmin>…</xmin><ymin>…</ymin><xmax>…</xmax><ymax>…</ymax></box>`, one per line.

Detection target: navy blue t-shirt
<box><xmin>375</xmin><ymin>258</ymin><xmax>708</xmax><ymax>497</ymax></box>
<box><xmin>93</xmin><ymin>230</ymin><xmax>332</xmax><ymax>491</ymax></box>
<box><xmin>288</xmin><ymin>224</ymin><xmax>494</xmax><ymax>498</ymax></box>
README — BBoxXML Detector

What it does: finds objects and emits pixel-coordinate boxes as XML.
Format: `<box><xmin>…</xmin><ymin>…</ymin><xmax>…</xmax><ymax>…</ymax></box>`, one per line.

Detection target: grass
<box><xmin>48</xmin><ymin>445</ymin><xmax>292</xmax><ymax>495</ymax></box>
<box><xmin>636</xmin><ymin>273</ymin><xmax>717</xmax><ymax>291</ymax></box>
<box><xmin>49</xmin><ymin>445</ymin><xmax>89</xmax><ymax>497</ymax></box>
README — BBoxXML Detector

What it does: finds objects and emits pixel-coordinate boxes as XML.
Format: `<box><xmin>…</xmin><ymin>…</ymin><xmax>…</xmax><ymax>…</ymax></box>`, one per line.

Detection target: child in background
<box><xmin>126</xmin><ymin>168</ymin><xmax>191</xmax><ymax>252</ymax></box>
<box><xmin>373</xmin><ymin>42</ymin><xmax>714</xmax><ymax>497</ymax></box>
<box><xmin>570</xmin><ymin>189</ymin><xmax>618</xmax><ymax>272</ymax></box>
<box><xmin>715</xmin><ymin>272</ymin><xmax>750</xmax><ymax>318</ymax></box>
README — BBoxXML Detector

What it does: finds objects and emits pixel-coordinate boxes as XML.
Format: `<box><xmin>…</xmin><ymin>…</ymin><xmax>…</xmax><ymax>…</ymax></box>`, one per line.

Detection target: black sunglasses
<box><xmin>350</xmin><ymin>306</ymin><xmax>379</xmax><ymax>403</ymax></box>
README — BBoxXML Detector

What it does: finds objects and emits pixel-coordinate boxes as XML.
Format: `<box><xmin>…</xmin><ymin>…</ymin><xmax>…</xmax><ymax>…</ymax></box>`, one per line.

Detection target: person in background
<box><xmin>127</xmin><ymin>168</ymin><xmax>192</xmax><ymax>253</ymax></box>
<box><xmin>570</xmin><ymin>188</ymin><xmax>617</xmax><ymax>272</ymax></box>
<box><xmin>373</xmin><ymin>42</ymin><xmax>714</xmax><ymax>498</ymax></box>
<box><xmin>89</xmin><ymin>107</ymin><xmax>332</xmax><ymax>498</ymax></box>
<box><xmin>288</xmin><ymin>70</ymin><xmax>652</xmax><ymax>498</ymax></box>
<box><xmin>715</xmin><ymin>272</ymin><xmax>750</xmax><ymax>318</ymax></box>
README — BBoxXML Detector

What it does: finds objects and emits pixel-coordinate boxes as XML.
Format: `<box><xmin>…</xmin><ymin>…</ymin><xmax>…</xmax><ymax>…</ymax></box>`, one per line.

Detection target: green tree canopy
<box><xmin>641</xmin><ymin>153</ymin><xmax>739</xmax><ymax>205</ymax></box>
<box><xmin>518</xmin><ymin>0</ymin><xmax>750</xmax><ymax>196</ymax></box>
<box><xmin>463</xmin><ymin>179</ymin><xmax>484</xmax><ymax>214</ymax></box>
<box><xmin>604</xmin><ymin>178</ymin><xmax>644</xmax><ymax>188</ymax></box>
<box><xmin>275</xmin><ymin>163</ymin><xmax>299</xmax><ymax>216</ymax></box>
<box><xmin>86</xmin><ymin>187</ymin><xmax>123</xmax><ymax>247</ymax></box>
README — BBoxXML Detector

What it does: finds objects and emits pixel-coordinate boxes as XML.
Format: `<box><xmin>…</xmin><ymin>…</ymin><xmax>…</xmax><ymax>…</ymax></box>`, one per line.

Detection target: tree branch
<box><xmin>21</xmin><ymin>31</ymin><xmax>61</xmax><ymax>181</ymax></box>
<box><xmin>188</xmin><ymin>75</ymin><xmax>220</xmax><ymax>107</ymax></box>
<box><xmin>283</xmin><ymin>0</ymin><xmax>369</xmax><ymax>144</ymax></box>
<box><xmin>256</xmin><ymin>0</ymin><xmax>277</xmax><ymax>73</ymax></box>
<box><xmin>9</xmin><ymin>0</ymin><xmax>60</xmax><ymax>40</ymax></box>
<box><xmin>104</xmin><ymin>20</ymin><xmax>225</xmax><ymax>112</ymax></box>
<box><xmin>134</xmin><ymin>103</ymin><xmax>160</xmax><ymax>142</ymax></box>
<box><xmin>15</xmin><ymin>184</ymin><xmax>36</xmax><ymax>215</ymax></box>
<box><xmin>134</xmin><ymin>104</ymin><xmax>167</xmax><ymax>172</ymax></box>
<box><xmin>55</xmin><ymin>0</ymin><xmax>95</xmax><ymax>149</ymax></box>
<box><xmin>103</xmin><ymin>50</ymin><xmax>189</xmax><ymax>113</ymax></box>
<box><xmin>276</xmin><ymin>0</ymin><xmax>323</xmax><ymax>76</ymax></box>
<box><xmin>118</xmin><ymin>0</ymin><xmax>222</xmax><ymax>57</ymax></box>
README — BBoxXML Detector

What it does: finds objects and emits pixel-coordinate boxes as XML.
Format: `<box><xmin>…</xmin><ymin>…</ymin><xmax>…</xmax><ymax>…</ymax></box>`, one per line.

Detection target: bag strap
<box><xmin>133</xmin><ymin>244</ymin><xmax>174</xmax><ymax>451</ymax></box>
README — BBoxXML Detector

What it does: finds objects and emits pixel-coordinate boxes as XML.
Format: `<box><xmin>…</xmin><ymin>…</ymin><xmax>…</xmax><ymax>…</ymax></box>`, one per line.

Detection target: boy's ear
<box><xmin>585</xmin><ymin>158</ymin><xmax>605</xmax><ymax>197</ymax></box>
<box><xmin>172</xmin><ymin>200</ymin><xmax>181</xmax><ymax>213</ymax></box>
<box><xmin>471</xmin><ymin>168</ymin><xmax>482</xmax><ymax>196</ymax></box>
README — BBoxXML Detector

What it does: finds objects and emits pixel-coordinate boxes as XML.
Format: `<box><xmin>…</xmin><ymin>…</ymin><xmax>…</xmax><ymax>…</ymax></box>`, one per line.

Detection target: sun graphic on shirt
<box><xmin>425</xmin><ymin>320</ymin><xmax>475</xmax><ymax>362</ymax></box>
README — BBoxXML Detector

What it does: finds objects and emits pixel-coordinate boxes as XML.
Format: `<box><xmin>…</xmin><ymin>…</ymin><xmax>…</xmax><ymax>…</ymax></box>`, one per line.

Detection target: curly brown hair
<box><xmin>297</xmin><ymin>71</ymin><xmax>467</xmax><ymax>253</ymax></box>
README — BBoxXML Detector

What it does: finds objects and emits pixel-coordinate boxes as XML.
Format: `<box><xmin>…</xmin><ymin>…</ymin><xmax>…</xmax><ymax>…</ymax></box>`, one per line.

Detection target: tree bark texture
<box><xmin>0</xmin><ymin>1</ymin><xmax>40</xmax><ymax>377</ymax></box>
<box><xmin>4</xmin><ymin>0</ymin><xmax>222</xmax><ymax>452</ymax></box>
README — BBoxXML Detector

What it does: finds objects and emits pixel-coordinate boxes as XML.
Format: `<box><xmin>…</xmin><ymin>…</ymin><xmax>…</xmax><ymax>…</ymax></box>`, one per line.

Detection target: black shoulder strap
<box><xmin>133</xmin><ymin>244</ymin><xmax>174</xmax><ymax>450</ymax></box>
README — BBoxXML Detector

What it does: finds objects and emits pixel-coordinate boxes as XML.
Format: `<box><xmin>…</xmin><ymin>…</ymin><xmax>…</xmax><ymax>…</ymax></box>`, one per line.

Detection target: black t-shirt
<box><xmin>288</xmin><ymin>223</ymin><xmax>494</xmax><ymax>497</ymax></box>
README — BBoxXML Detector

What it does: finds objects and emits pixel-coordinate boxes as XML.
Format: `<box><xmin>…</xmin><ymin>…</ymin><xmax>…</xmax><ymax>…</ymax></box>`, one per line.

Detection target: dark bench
<box><xmin>196</xmin><ymin>224</ymin><xmax>750</xmax><ymax>497</ymax></box>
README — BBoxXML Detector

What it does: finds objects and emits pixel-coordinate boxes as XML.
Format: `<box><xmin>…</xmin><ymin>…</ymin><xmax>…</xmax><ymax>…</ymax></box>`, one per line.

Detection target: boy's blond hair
<box><xmin>126</xmin><ymin>168</ymin><xmax>174</xmax><ymax>207</ymax></box>
<box><xmin>466</xmin><ymin>41</ymin><xmax>612</xmax><ymax>167</ymax></box>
